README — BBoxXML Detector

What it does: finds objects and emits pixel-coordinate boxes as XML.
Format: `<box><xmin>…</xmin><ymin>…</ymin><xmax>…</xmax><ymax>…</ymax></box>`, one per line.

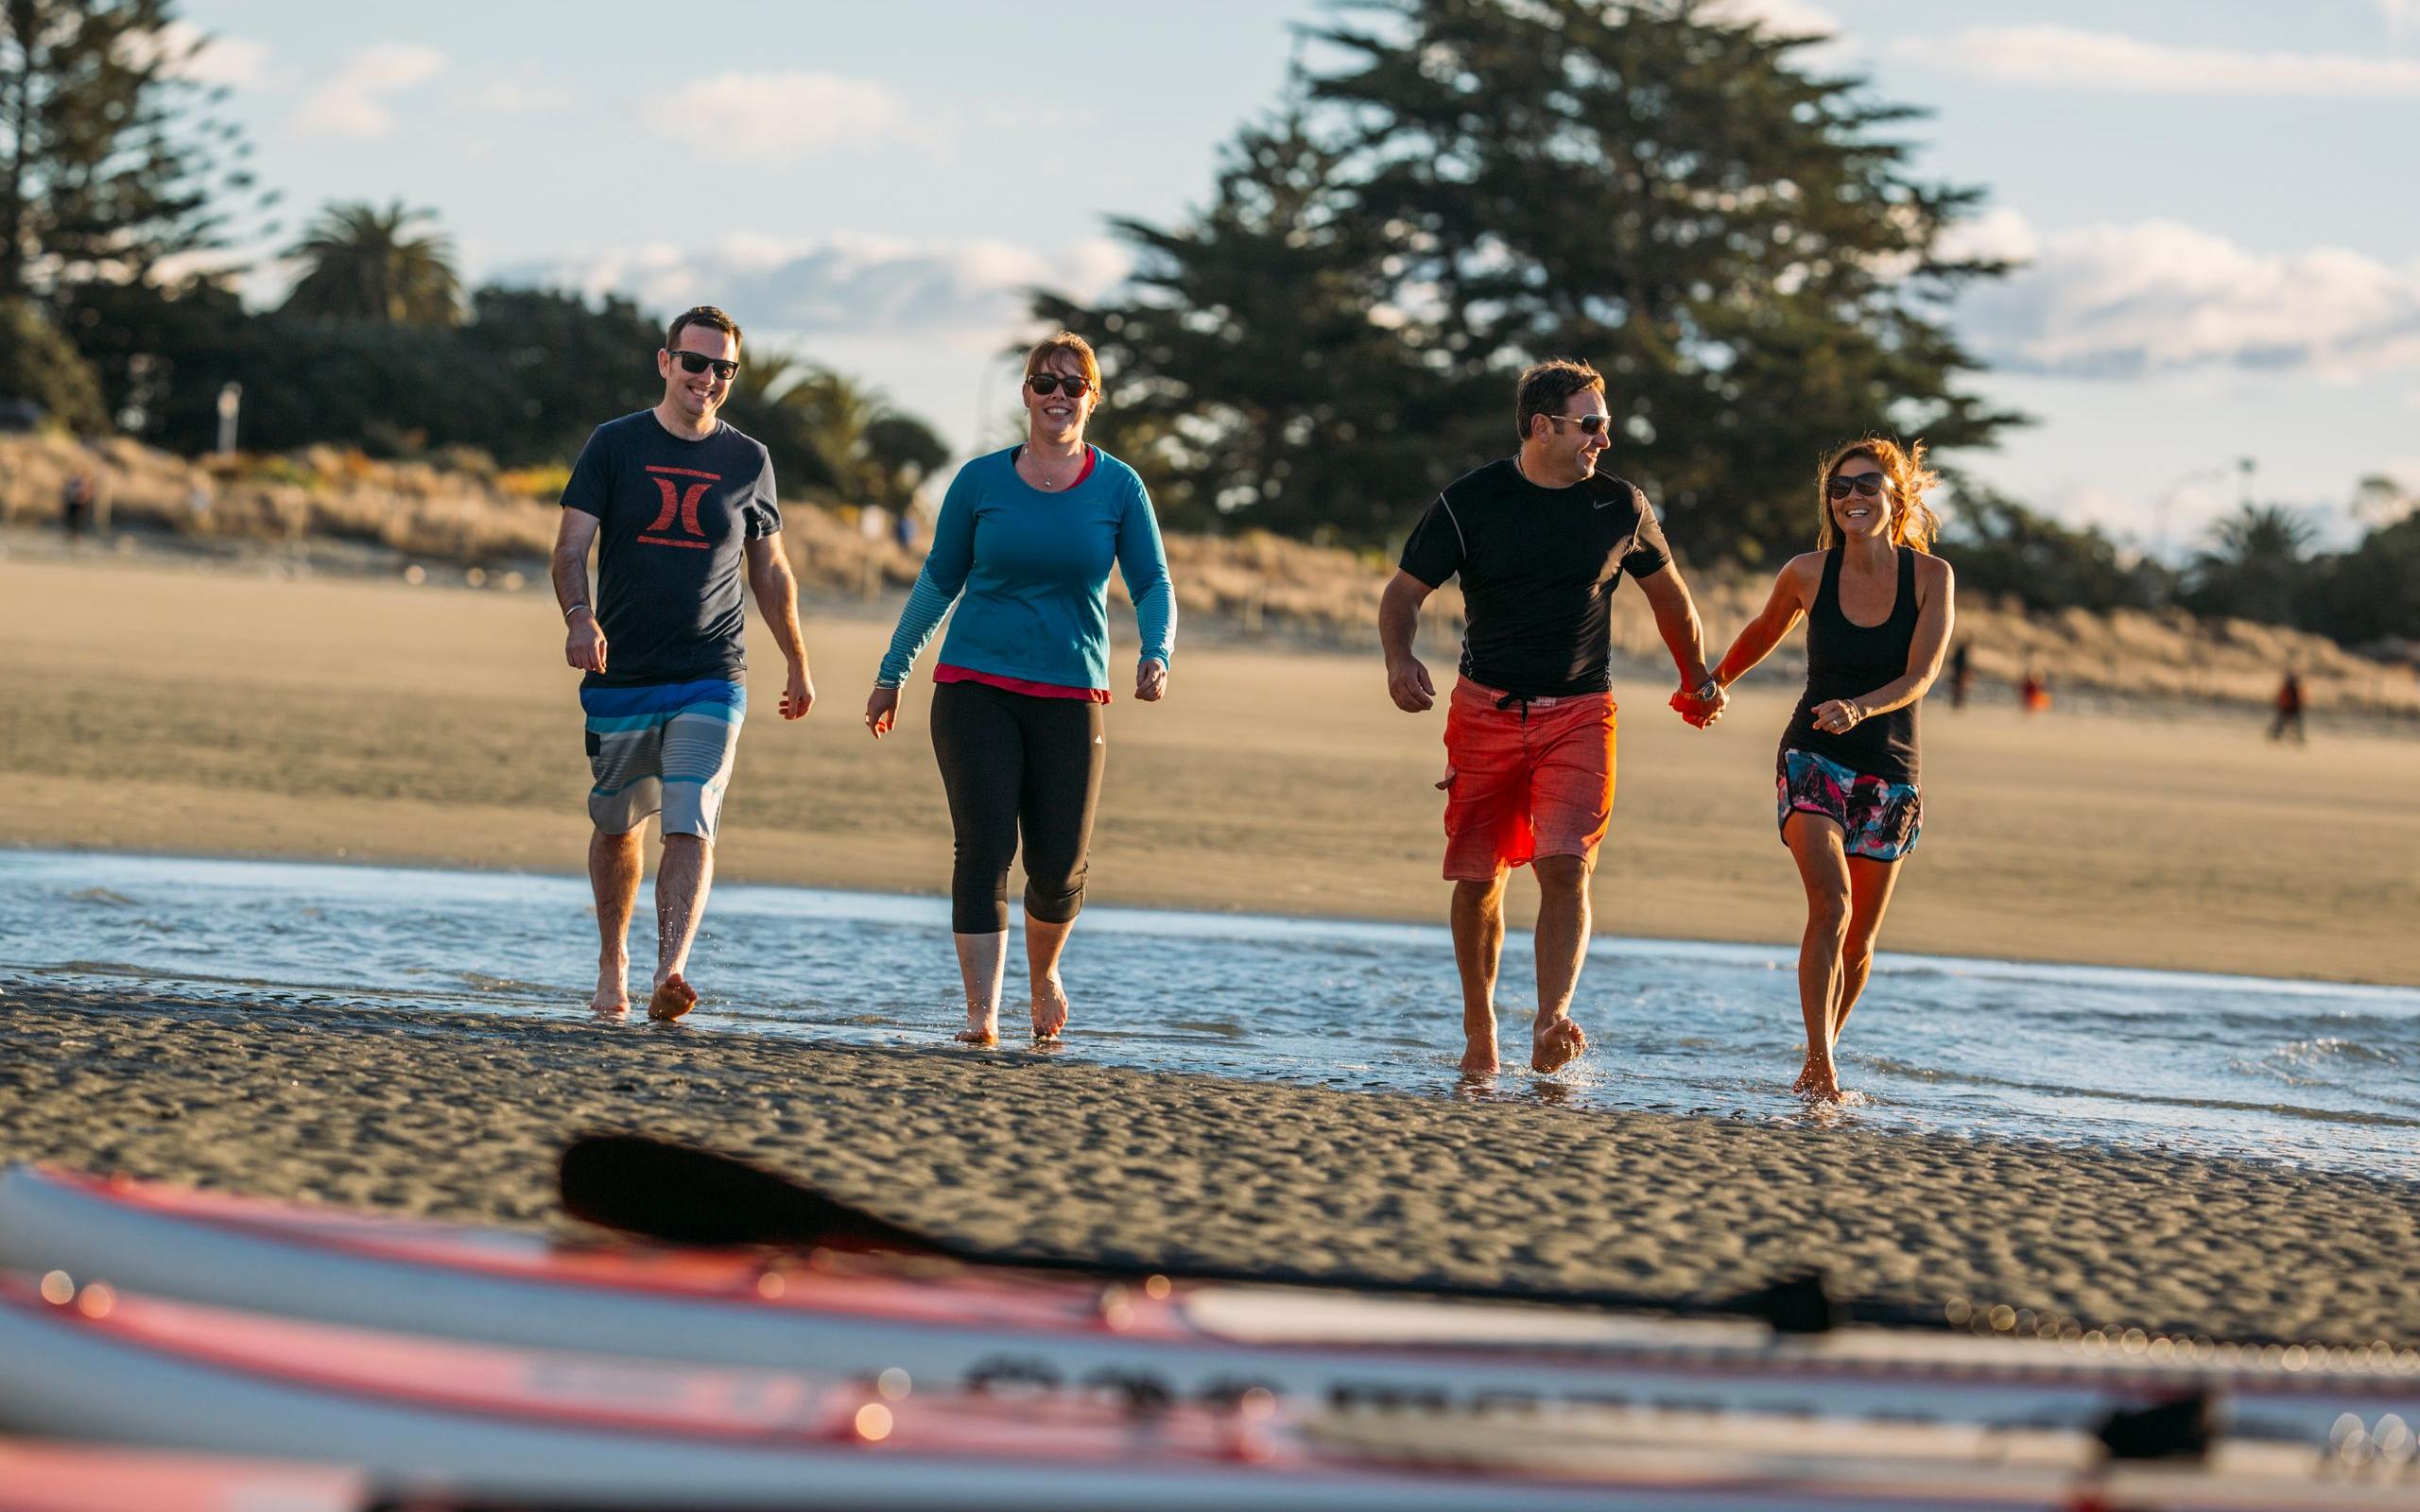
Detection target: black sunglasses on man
<box><xmin>667</xmin><ymin>351</ymin><xmax>739</xmax><ymax>382</ymax></box>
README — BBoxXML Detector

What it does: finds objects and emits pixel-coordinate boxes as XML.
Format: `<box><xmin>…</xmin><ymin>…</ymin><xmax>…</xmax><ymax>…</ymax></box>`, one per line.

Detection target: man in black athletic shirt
<box><xmin>1379</xmin><ymin>359</ymin><xmax>1724</xmax><ymax>1076</ymax></box>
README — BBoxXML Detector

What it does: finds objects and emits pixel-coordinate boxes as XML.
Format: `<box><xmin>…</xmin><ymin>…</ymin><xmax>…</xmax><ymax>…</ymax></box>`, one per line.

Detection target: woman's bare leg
<box><xmin>951</xmin><ymin>931</ymin><xmax>1008</xmax><ymax>1044</ymax></box>
<box><xmin>1025</xmin><ymin>913</ymin><xmax>1075</xmax><ymax>1040</ymax></box>
<box><xmin>1831</xmin><ymin>855</ymin><xmax>1905</xmax><ymax>1043</ymax></box>
<box><xmin>1783</xmin><ymin>813</ymin><xmax>1853</xmax><ymax>1100</ymax></box>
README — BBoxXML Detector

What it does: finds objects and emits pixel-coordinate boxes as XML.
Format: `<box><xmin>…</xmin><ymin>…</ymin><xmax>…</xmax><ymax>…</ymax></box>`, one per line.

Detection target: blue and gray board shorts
<box><xmin>579</xmin><ymin>679</ymin><xmax>746</xmax><ymax>841</ymax></box>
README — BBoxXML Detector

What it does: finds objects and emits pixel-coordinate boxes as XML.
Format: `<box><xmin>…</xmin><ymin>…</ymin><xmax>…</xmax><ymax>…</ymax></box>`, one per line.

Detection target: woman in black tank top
<box><xmin>1700</xmin><ymin>438</ymin><xmax>1958</xmax><ymax>1103</ymax></box>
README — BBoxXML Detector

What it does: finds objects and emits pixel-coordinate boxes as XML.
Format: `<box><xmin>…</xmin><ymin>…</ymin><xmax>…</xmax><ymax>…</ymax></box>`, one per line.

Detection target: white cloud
<box><xmin>1699</xmin><ymin>0</ymin><xmax>1841</xmax><ymax>39</ymax></box>
<box><xmin>647</xmin><ymin>72</ymin><xmax>911</xmax><ymax>161</ymax></box>
<box><xmin>1889</xmin><ymin>26</ymin><xmax>2420</xmax><ymax>96</ymax></box>
<box><xmin>294</xmin><ymin>43</ymin><xmax>446</xmax><ymax>139</ymax></box>
<box><xmin>1935</xmin><ymin>206</ymin><xmax>2039</xmax><ymax>266</ymax></box>
<box><xmin>1697</xmin><ymin>0</ymin><xmax>1859</xmax><ymax>71</ymax></box>
<box><xmin>119</xmin><ymin>21</ymin><xmax>269</xmax><ymax>88</ymax></box>
<box><xmin>491</xmin><ymin>233</ymin><xmax>1133</xmax><ymax>350</ymax></box>
<box><xmin>1952</xmin><ymin>214</ymin><xmax>2420</xmax><ymax>381</ymax></box>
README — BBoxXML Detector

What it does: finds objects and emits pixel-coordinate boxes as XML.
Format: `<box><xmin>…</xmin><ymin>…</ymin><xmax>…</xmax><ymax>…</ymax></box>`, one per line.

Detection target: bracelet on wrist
<box><xmin>563</xmin><ymin>603</ymin><xmax>592</xmax><ymax>623</ymax></box>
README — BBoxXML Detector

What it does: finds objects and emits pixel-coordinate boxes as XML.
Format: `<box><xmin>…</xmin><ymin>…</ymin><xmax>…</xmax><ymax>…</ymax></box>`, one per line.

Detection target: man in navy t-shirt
<box><xmin>1378</xmin><ymin>359</ymin><xmax>1725</xmax><ymax>1078</ymax></box>
<box><xmin>551</xmin><ymin>305</ymin><xmax>816</xmax><ymax>1022</ymax></box>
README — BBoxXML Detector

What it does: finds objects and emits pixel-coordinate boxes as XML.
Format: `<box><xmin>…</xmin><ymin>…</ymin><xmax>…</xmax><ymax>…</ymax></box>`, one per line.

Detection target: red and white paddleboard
<box><xmin>0</xmin><ymin>1439</ymin><xmax>366</xmax><ymax>1512</ymax></box>
<box><xmin>0</xmin><ymin>1274</ymin><xmax>2408</xmax><ymax>1512</ymax></box>
<box><xmin>1</xmin><ymin>1165</ymin><xmax>2412</xmax><ymax>1448</ymax></box>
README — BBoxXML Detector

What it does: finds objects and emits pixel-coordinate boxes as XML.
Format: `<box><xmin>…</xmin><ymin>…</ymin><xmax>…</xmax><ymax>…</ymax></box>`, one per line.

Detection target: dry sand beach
<box><xmin>2</xmin><ymin>548</ymin><xmax>2416</xmax><ymax>1353</ymax></box>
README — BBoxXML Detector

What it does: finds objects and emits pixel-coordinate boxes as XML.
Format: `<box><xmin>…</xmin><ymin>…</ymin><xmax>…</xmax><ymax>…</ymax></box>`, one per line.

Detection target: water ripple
<box><xmin>3</xmin><ymin>850</ymin><xmax>2415</xmax><ymax>1180</ymax></box>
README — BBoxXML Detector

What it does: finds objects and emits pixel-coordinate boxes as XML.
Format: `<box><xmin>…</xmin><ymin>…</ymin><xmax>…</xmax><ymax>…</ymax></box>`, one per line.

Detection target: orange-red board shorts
<box><xmin>1439</xmin><ymin>677</ymin><xmax>1616</xmax><ymax>882</ymax></box>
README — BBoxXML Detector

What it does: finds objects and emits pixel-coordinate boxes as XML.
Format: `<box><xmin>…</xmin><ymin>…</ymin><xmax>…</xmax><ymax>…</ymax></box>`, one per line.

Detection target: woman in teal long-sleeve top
<box><xmin>865</xmin><ymin>331</ymin><xmax>1176</xmax><ymax>1046</ymax></box>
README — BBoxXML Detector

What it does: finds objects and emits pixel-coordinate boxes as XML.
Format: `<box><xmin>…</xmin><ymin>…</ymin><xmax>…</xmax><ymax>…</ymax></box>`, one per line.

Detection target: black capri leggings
<box><xmin>929</xmin><ymin>679</ymin><xmax>1106</xmax><ymax>934</ymax></box>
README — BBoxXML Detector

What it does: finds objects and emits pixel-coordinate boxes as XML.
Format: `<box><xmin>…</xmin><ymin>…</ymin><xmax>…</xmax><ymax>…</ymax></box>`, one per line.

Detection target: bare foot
<box><xmin>591</xmin><ymin>955</ymin><xmax>629</xmax><ymax>1019</ymax></box>
<box><xmin>1459</xmin><ymin>1040</ymin><xmax>1499</xmax><ymax>1077</ymax></box>
<box><xmin>1797</xmin><ymin>1054</ymin><xmax>1842</xmax><ymax>1102</ymax></box>
<box><xmin>1030</xmin><ymin>974</ymin><xmax>1070</xmax><ymax>1042</ymax></box>
<box><xmin>646</xmin><ymin>972</ymin><xmax>699</xmax><ymax>1022</ymax></box>
<box><xmin>1530</xmin><ymin>1015</ymin><xmax>1586</xmax><ymax>1074</ymax></box>
<box><xmin>954</xmin><ymin>1010</ymin><xmax>998</xmax><ymax>1046</ymax></box>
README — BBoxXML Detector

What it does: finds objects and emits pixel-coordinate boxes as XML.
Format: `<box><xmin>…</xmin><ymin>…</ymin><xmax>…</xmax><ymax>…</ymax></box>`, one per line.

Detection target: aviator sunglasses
<box><xmin>668</xmin><ymin>351</ymin><xmax>739</xmax><ymax>382</ymax></box>
<box><xmin>1026</xmin><ymin>372</ymin><xmax>1094</xmax><ymax>398</ymax></box>
<box><xmin>1826</xmin><ymin>472</ymin><xmax>1887</xmax><ymax>499</ymax></box>
<box><xmin>1544</xmin><ymin>413</ymin><xmax>1611</xmax><ymax>436</ymax></box>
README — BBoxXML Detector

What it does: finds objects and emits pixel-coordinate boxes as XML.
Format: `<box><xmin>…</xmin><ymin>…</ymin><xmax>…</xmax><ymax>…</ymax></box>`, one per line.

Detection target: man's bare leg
<box><xmin>1530</xmin><ymin>853</ymin><xmax>1594</xmax><ymax>1073</ymax></box>
<box><xmin>588</xmin><ymin>828</ymin><xmax>643</xmax><ymax>1017</ymax></box>
<box><xmin>952</xmin><ymin>931</ymin><xmax>1008</xmax><ymax>1044</ymax></box>
<box><xmin>1025</xmin><ymin>913</ymin><xmax>1075</xmax><ymax>1041</ymax></box>
<box><xmin>647</xmin><ymin>833</ymin><xmax>713</xmax><ymax>1022</ymax></box>
<box><xmin>1450</xmin><ymin>874</ymin><xmax>1509</xmax><ymax>1075</ymax></box>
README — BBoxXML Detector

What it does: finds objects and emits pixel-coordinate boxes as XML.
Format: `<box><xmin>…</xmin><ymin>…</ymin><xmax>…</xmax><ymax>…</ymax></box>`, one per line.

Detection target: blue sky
<box><xmin>180</xmin><ymin>0</ymin><xmax>2420</xmax><ymax>552</ymax></box>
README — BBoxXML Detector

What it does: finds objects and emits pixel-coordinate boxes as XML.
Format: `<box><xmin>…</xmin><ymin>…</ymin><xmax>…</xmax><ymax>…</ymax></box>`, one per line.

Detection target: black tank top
<box><xmin>1780</xmin><ymin>545</ymin><xmax>1922</xmax><ymax>785</ymax></box>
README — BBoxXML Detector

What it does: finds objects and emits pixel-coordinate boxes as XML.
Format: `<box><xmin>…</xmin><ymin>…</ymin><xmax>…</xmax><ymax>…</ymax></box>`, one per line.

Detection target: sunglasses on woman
<box><xmin>1826</xmin><ymin>473</ymin><xmax>1887</xmax><ymax>499</ymax></box>
<box><xmin>1026</xmin><ymin>373</ymin><xmax>1094</xmax><ymax>398</ymax></box>
<box><xmin>668</xmin><ymin>351</ymin><xmax>739</xmax><ymax>382</ymax></box>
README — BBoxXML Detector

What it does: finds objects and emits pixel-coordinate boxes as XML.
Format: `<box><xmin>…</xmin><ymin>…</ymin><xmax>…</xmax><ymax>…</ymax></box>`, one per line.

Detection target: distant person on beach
<box><xmin>1380</xmin><ymin>358</ymin><xmax>1724</xmax><ymax>1078</ymax></box>
<box><xmin>1704</xmin><ymin>437</ymin><xmax>1955</xmax><ymax>1103</ymax></box>
<box><xmin>60</xmin><ymin>473</ymin><xmax>93</xmax><ymax>541</ymax></box>
<box><xmin>1947</xmin><ymin>641</ymin><xmax>1971</xmax><ymax>710</ymax></box>
<box><xmin>2018</xmin><ymin>669</ymin><xmax>2050</xmax><ymax>714</ymax></box>
<box><xmin>2270</xmin><ymin>668</ymin><xmax>2306</xmax><ymax>744</ymax></box>
<box><xmin>865</xmin><ymin>332</ymin><xmax>1174</xmax><ymax>1047</ymax></box>
<box><xmin>551</xmin><ymin>305</ymin><xmax>815</xmax><ymax>1022</ymax></box>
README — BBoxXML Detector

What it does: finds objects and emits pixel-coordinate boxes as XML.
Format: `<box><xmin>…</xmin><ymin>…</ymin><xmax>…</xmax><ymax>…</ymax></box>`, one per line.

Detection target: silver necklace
<box><xmin>1026</xmin><ymin>445</ymin><xmax>1082</xmax><ymax>490</ymax></box>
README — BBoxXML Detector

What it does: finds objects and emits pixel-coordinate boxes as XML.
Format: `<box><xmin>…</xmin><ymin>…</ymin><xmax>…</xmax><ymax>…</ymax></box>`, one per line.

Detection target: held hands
<box><xmin>864</xmin><ymin>685</ymin><xmax>900</xmax><ymax>739</ymax></box>
<box><xmin>1386</xmin><ymin>653</ymin><xmax>1437</xmax><ymax>713</ymax></box>
<box><xmin>780</xmin><ymin>659</ymin><xmax>815</xmax><ymax>721</ymax></box>
<box><xmin>1136</xmin><ymin>658</ymin><xmax>1168</xmax><ymax>702</ymax></box>
<box><xmin>1669</xmin><ymin>677</ymin><xmax>1727</xmax><ymax>730</ymax></box>
<box><xmin>564</xmin><ymin>610</ymin><xmax>607</xmax><ymax>674</ymax></box>
<box><xmin>1811</xmin><ymin>697</ymin><xmax>1866</xmax><ymax>735</ymax></box>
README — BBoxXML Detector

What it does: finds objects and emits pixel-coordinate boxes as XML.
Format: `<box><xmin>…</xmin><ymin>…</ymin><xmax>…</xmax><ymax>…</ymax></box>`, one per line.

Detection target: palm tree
<box><xmin>722</xmin><ymin>353</ymin><xmax>948</xmax><ymax>509</ymax></box>
<box><xmin>2188</xmin><ymin>504</ymin><xmax>2319</xmax><ymax>627</ymax></box>
<box><xmin>2204</xmin><ymin>503</ymin><xmax>2318</xmax><ymax>564</ymax></box>
<box><xmin>281</xmin><ymin>201</ymin><xmax>463</xmax><ymax>326</ymax></box>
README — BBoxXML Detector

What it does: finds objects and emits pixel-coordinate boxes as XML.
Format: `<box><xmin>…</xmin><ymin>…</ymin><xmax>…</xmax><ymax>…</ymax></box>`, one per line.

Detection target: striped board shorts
<box><xmin>579</xmin><ymin>679</ymin><xmax>747</xmax><ymax>841</ymax></box>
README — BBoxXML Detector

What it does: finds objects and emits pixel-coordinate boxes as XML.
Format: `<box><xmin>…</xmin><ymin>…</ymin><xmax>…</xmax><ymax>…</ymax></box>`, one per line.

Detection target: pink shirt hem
<box><xmin>935</xmin><ymin>665</ymin><xmax>1111</xmax><ymax>703</ymax></box>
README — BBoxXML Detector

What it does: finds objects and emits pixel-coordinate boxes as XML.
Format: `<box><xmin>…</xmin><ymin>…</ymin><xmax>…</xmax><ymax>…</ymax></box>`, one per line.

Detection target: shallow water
<box><xmin>4</xmin><ymin>850</ymin><xmax>2414</xmax><ymax>1180</ymax></box>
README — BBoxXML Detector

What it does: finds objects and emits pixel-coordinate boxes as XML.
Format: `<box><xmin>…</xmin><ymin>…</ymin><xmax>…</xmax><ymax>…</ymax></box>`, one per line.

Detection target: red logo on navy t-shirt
<box><xmin>641</xmin><ymin>465</ymin><xmax>719</xmax><ymax>549</ymax></box>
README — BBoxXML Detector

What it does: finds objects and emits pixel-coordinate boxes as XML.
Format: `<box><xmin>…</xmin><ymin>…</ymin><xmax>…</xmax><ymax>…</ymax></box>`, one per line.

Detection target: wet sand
<box><xmin>3</xmin><ymin>983</ymin><xmax>2413</xmax><ymax>1348</ymax></box>
<box><xmin>2</xmin><ymin>554</ymin><xmax>2415</xmax><ymax>986</ymax></box>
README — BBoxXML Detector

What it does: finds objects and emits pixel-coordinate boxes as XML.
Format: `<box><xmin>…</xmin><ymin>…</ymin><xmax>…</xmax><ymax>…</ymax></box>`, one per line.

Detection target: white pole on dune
<box><xmin>215</xmin><ymin>382</ymin><xmax>243</xmax><ymax>455</ymax></box>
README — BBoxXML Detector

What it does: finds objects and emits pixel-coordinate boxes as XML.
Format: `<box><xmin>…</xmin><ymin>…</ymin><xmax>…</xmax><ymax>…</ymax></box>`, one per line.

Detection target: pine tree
<box><xmin>1037</xmin><ymin>0</ymin><xmax>2017</xmax><ymax>560</ymax></box>
<box><xmin>0</xmin><ymin>0</ymin><xmax>255</xmax><ymax>302</ymax></box>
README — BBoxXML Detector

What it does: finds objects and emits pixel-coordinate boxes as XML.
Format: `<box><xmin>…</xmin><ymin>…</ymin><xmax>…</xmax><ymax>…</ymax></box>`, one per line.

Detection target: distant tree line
<box><xmin>1941</xmin><ymin>475</ymin><xmax>2419</xmax><ymax>649</ymax></box>
<box><xmin>60</xmin><ymin>264</ymin><xmax>948</xmax><ymax>513</ymax></box>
